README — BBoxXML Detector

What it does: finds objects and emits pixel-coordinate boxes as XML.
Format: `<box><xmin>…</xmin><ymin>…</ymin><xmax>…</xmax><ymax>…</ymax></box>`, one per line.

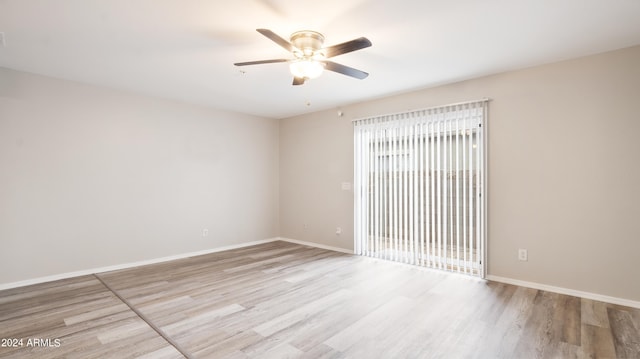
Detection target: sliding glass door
<box><xmin>354</xmin><ymin>100</ymin><xmax>487</xmax><ymax>277</ymax></box>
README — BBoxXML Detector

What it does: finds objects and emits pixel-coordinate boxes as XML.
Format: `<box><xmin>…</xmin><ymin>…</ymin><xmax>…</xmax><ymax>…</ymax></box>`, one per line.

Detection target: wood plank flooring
<box><xmin>1</xmin><ymin>241</ymin><xmax>639</xmax><ymax>358</ymax></box>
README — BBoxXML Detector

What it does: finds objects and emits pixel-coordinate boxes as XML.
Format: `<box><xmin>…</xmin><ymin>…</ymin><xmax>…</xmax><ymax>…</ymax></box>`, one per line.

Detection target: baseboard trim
<box><xmin>7</xmin><ymin>240</ymin><xmax>635</xmax><ymax>309</ymax></box>
<box><xmin>0</xmin><ymin>239</ymin><xmax>275</xmax><ymax>291</ymax></box>
<box><xmin>277</xmin><ymin>240</ymin><xmax>640</xmax><ymax>309</ymax></box>
<box><xmin>276</xmin><ymin>237</ymin><xmax>354</xmax><ymax>254</ymax></box>
<box><xmin>486</xmin><ymin>275</ymin><xmax>640</xmax><ymax>309</ymax></box>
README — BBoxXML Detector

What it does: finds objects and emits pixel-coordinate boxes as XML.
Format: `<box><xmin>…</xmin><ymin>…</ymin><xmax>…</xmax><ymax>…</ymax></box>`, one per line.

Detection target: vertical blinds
<box><xmin>353</xmin><ymin>100</ymin><xmax>487</xmax><ymax>277</ymax></box>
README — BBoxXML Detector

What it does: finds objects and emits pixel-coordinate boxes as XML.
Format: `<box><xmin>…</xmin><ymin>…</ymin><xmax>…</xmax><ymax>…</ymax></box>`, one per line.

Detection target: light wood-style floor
<box><xmin>1</xmin><ymin>241</ymin><xmax>639</xmax><ymax>358</ymax></box>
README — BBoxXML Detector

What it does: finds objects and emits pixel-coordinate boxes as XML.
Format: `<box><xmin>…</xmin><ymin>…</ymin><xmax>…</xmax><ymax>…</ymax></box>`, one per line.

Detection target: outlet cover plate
<box><xmin>518</xmin><ymin>249</ymin><xmax>528</xmax><ymax>261</ymax></box>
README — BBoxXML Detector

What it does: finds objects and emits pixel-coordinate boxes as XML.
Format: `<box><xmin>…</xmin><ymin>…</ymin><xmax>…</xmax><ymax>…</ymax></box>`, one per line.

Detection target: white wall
<box><xmin>0</xmin><ymin>68</ymin><xmax>279</xmax><ymax>284</ymax></box>
<box><xmin>279</xmin><ymin>45</ymin><xmax>640</xmax><ymax>302</ymax></box>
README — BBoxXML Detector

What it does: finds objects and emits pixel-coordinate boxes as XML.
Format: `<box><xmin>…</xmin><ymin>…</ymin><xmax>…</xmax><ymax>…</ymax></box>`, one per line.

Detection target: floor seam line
<box><xmin>93</xmin><ymin>273</ymin><xmax>194</xmax><ymax>359</ymax></box>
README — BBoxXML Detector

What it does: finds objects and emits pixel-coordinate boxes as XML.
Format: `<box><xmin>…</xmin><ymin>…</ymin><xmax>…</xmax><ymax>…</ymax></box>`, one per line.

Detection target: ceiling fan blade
<box><xmin>324</xmin><ymin>37</ymin><xmax>372</xmax><ymax>58</ymax></box>
<box><xmin>256</xmin><ymin>28</ymin><xmax>294</xmax><ymax>52</ymax></box>
<box><xmin>234</xmin><ymin>59</ymin><xmax>288</xmax><ymax>66</ymax></box>
<box><xmin>292</xmin><ymin>77</ymin><xmax>305</xmax><ymax>86</ymax></box>
<box><xmin>324</xmin><ymin>61</ymin><xmax>369</xmax><ymax>79</ymax></box>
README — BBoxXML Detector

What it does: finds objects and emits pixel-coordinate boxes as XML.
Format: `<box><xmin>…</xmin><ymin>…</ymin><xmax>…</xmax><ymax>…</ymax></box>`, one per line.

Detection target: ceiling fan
<box><xmin>234</xmin><ymin>28</ymin><xmax>372</xmax><ymax>85</ymax></box>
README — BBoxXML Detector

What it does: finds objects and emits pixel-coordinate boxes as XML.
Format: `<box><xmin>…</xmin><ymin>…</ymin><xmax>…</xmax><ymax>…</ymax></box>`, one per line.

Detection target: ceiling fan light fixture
<box><xmin>289</xmin><ymin>59</ymin><xmax>325</xmax><ymax>79</ymax></box>
<box><xmin>234</xmin><ymin>28</ymin><xmax>372</xmax><ymax>85</ymax></box>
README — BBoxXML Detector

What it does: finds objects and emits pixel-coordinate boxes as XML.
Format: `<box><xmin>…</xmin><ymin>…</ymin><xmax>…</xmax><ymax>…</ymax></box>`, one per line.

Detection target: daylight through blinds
<box><xmin>353</xmin><ymin>100</ymin><xmax>487</xmax><ymax>276</ymax></box>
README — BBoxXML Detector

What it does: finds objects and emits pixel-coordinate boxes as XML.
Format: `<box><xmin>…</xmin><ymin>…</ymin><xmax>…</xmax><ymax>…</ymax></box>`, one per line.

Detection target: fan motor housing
<box><xmin>290</xmin><ymin>30</ymin><xmax>325</xmax><ymax>57</ymax></box>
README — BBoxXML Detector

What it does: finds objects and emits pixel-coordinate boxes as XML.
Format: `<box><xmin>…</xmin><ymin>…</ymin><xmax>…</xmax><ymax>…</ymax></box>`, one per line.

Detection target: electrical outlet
<box><xmin>518</xmin><ymin>249</ymin><xmax>528</xmax><ymax>261</ymax></box>
<box><xmin>336</xmin><ymin>227</ymin><xmax>342</xmax><ymax>235</ymax></box>
<box><xmin>202</xmin><ymin>228</ymin><xmax>209</xmax><ymax>237</ymax></box>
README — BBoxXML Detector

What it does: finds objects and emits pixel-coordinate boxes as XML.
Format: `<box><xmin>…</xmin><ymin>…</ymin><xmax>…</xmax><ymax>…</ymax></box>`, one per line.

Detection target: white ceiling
<box><xmin>1</xmin><ymin>0</ymin><xmax>640</xmax><ymax>119</ymax></box>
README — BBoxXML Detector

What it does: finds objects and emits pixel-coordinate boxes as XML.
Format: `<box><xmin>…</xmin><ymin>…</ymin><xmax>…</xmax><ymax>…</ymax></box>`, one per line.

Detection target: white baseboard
<box><xmin>6</xmin><ymin>239</ymin><xmax>636</xmax><ymax>310</ymax></box>
<box><xmin>276</xmin><ymin>237</ymin><xmax>354</xmax><ymax>254</ymax></box>
<box><xmin>0</xmin><ymin>239</ymin><xmax>275</xmax><ymax>291</ymax></box>
<box><xmin>278</xmin><ymin>241</ymin><xmax>640</xmax><ymax>309</ymax></box>
<box><xmin>486</xmin><ymin>275</ymin><xmax>640</xmax><ymax>309</ymax></box>
<box><xmin>0</xmin><ymin>238</ymin><xmax>351</xmax><ymax>291</ymax></box>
